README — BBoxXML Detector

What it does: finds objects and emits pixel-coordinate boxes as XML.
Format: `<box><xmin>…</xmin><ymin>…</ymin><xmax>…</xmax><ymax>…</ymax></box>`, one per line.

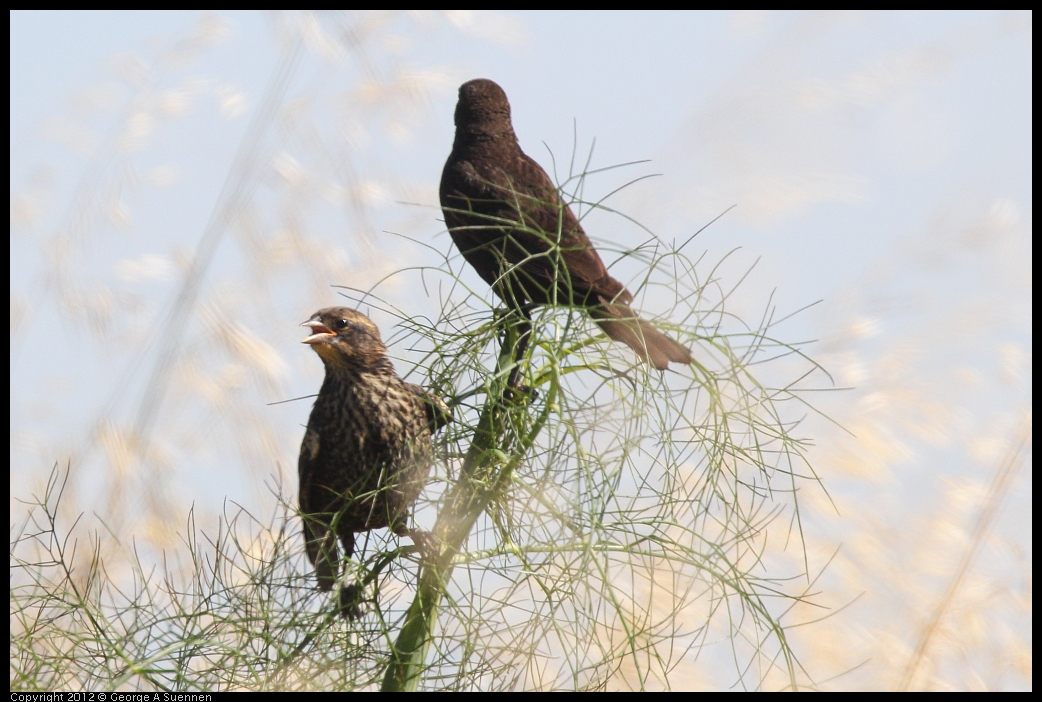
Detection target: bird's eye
<box><xmin>335</xmin><ymin>318</ymin><xmax>349</xmax><ymax>330</ymax></box>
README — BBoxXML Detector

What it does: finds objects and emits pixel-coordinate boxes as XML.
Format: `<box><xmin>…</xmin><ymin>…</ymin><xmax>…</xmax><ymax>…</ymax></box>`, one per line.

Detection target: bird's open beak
<box><xmin>301</xmin><ymin>318</ymin><xmax>336</xmax><ymax>345</ymax></box>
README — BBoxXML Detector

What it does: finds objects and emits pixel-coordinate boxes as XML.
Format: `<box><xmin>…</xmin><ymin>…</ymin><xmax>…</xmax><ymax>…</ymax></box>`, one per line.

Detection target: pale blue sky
<box><xmin>11</xmin><ymin>8</ymin><xmax>1030</xmax><ymax>502</ymax></box>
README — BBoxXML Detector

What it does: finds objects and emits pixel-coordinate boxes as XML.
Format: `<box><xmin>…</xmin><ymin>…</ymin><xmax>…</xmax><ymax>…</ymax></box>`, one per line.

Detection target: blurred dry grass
<box><xmin>788</xmin><ymin>195</ymin><xmax>1032</xmax><ymax>691</ymax></box>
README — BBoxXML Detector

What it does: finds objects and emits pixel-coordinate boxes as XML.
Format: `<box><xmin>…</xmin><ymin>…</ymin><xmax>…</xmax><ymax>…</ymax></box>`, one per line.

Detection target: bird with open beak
<box><xmin>298</xmin><ymin>307</ymin><xmax>449</xmax><ymax>613</ymax></box>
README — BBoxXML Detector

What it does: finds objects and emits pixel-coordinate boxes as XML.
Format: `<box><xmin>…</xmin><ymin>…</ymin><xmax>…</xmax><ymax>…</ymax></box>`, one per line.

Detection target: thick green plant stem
<box><xmin>381</xmin><ymin>320</ymin><xmax>553</xmax><ymax>691</ymax></box>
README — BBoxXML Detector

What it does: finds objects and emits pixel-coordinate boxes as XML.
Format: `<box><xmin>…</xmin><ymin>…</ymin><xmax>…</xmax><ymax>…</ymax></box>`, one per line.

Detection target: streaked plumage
<box><xmin>298</xmin><ymin>307</ymin><xmax>449</xmax><ymax>595</ymax></box>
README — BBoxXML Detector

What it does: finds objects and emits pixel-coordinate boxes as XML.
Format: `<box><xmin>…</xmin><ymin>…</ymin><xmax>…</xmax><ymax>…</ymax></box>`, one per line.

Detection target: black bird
<box><xmin>298</xmin><ymin>307</ymin><xmax>449</xmax><ymax>604</ymax></box>
<box><xmin>439</xmin><ymin>78</ymin><xmax>692</xmax><ymax>372</ymax></box>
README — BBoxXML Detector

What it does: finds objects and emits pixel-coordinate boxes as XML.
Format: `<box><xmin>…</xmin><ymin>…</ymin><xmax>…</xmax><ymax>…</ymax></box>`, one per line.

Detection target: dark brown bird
<box><xmin>439</xmin><ymin>78</ymin><xmax>692</xmax><ymax>371</ymax></box>
<box><xmin>298</xmin><ymin>307</ymin><xmax>449</xmax><ymax>601</ymax></box>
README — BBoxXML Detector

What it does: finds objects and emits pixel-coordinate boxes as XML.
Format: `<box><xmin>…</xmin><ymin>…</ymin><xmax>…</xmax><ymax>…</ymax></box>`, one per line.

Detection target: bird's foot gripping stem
<box><xmin>337</xmin><ymin>582</ymin><xmax>364</xmax><ymax>620</ymax></box>
<box><xmin>502</xmin><ymin>381</ymin><xmax>539</xmax><ymax>402</ymax></box>
<box><xmin>394</xmin><ymin>525</ymin><xmax>442</xmax><ymax>566</ymax></box>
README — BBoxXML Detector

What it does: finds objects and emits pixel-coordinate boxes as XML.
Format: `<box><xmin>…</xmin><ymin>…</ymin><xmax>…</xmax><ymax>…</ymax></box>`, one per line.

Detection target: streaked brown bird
<box><xmin>298</xmin><ymin>307</ymin><xmax>449</xmax><ymax>606</ymax></box>
<box><xmin>439</xmin><ymin>78</ymin><xmax>692</xmax><ymax>372</ymax></box>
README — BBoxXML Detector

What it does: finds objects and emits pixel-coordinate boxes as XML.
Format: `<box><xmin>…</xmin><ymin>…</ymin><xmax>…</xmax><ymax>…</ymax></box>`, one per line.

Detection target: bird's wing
<box><xmin>441</xmin><ymin>158</ymin><xmax>521</xmax><ymax>289</ymax></box>
<box><xmin>445</xmin><ymin>159</ymin><xmax>511</xmax><ymax>217</ymax></box>
<box><xmin>297</xmin><ymin>426</ymin><xmax>339</xmax><ymax>586</ymax></box>
<box><xmin>442</xmin><ymin>150</ymin><xmax>630</xmax><ymax>306</ymax></box>
<box><xmin>510</xmin><ymin>152</ymin><xmax>627</xmax><ymax>303</ymax></box>
<box><xmin>403</xmin><ymin>383</ymin><xmax>452</xmax><ymax>432</ymax></box>
<box><xmin>297</xmin><ymin>426</ymin><xmax>321</xmax><ymax>507</ymax></box>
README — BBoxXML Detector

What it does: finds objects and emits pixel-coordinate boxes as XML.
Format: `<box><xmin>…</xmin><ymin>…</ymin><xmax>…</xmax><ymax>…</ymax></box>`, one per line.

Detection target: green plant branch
<box><xmin>382</xmin><ymin>319</ymin><xmax>556</xmax><ymax>691</ymax></box>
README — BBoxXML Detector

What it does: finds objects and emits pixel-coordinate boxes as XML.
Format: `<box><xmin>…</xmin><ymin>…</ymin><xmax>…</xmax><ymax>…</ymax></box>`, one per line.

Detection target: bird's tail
<box><xmin>304</xmin><ymin>523</ymin><xmax>338</xmax><ymax>591</ymax></box>
<box><xmin>590</xmin><ymin>299</ymin><xmax>692</xmax><ymax>370</ymax></box>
